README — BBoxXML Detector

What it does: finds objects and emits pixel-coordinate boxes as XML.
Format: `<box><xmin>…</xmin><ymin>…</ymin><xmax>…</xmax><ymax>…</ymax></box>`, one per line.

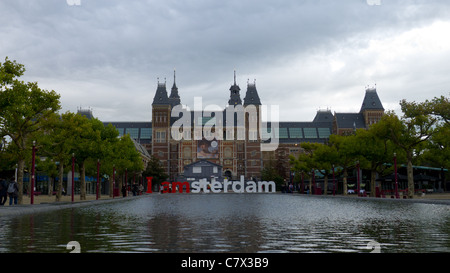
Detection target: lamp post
<box><xmin>394</xmin><ymin>153</ymin><xmax>399</xmax><ymax>199</ymax></box>
<box><xmin>301</xmin><ymin>171</ymin><xmax>304</xmax><ymax>194</ymax></box>
<box><xmin>125</xmin><ymin>168</ymin><xmax>128</xmax><ymax>197</ymax></box>
<box><xmin>332</xmin><ymin>164</ymin><xmax>336</xmax><ymax>196</ymax></box>
<box><xmin>357</xmin><ymin>161</ymin><xmax>360</xmax><ymax>197</ymax></box>
<box><xmin>311</xmin><ymin>169</ymin><xmax>315</xmax><ymax>195</ymax></box>
<box><xmin>72</xmin><ymin>153</ymin><xmax>75</xmax><ymax>203</ymax></box>
<box><xmin>113</xmin><ymin>165</ymin><xmax>115</xmax><ymax>199</ymax></box>
<box><xmin>31</xmin><ymin>141</ymin><xmax>36</xmax><ymax>205</ymax></box>
<box><xmin>96</xmin><ymin>159</ymin><xmax>100</xmax><ymax>200</ymax></box>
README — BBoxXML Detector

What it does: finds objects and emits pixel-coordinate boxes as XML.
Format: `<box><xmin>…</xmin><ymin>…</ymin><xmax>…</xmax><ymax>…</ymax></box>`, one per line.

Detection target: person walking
<box><xmin>7</xmin><ymin>180</ymin><xmax>19</xmax><ymax>205</ymax></box>
<box><xmin>0</xmin><ymin>179</ymin><xmax>8</xmax><ymax>205</ymax></box>
<box><xmin>121</xmin><ymin>184</ymin><xmax>127</xmax><ymax>198</ymax></box>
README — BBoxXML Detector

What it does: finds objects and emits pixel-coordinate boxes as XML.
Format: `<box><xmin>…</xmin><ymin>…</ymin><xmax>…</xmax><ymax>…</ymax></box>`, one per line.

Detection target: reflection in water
<box><xmin>0</xmin><ymin>194</ymin><xmax>449</xmax><ymax>253</ymax></box>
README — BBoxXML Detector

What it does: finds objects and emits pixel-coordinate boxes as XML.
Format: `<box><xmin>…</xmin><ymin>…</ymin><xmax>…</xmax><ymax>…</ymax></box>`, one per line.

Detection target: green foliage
<box><xmin>142</xmin><ymin>155</ymin><xmax>168</xmax><ymax>185</ymax></box>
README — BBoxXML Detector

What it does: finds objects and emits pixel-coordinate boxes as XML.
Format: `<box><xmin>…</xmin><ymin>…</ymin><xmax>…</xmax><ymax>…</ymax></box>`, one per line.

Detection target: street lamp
<box><xmin>394</xmin><ymin>153</ymin><xmax>399</xmax><ymax>199</ymax></box>
<box><xmin>113</xmin><ymin>165</ymin><xmax>115</xmax><ymax>199</ymax></box>
<box><xmin>356</xmin><ymin>160</ymin><xmax>360</xmax><ymax>197</ymax></box>
<box><xmin>72</xmin><ymin>153</ymin><xmax>75</xmax><ymax>203</ymax></box>
<box><xmin>31</xmin><ymin>141</ymin><xmax>36</xmax><ymax>205</ymax></box>
<box><xmin>332</xmin><ymin>164</ymin><xmax>336</xmax><ymax>196</ymax></box>
<box><xmin>96</xmin><ymin>159</ymin><xmax>100</xmax><ymax>200</ymax></box>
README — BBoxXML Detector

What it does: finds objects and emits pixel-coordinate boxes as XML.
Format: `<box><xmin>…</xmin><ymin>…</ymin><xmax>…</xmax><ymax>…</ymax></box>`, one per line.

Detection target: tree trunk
<box><xmin>80</xmin><ymin>161</ymin><xmax>86</xmax><ymax>200</ymax></box>
<box><xmin>323</xmin><ymin>176</ymin><xmax>328</xmax><ymax>195</ymax></box>
<box><xmin>48</xmin><ymin>177</ymin><xmax>53</xmax><ymax>196</ymax></box>
<box><xmin>370</xmin><ymin>168</ymin><xmax>376</xmax><ymax>197</ymax></box>
<box><xmin>343</xmin><ymin>169</ymin><xmax>348</xmax><ymax>196</ymax></box>
<box><xmin>17</xmin><ymin>159</ymin><xmax>25</xmax><ymax>205</ymax></box>
<box><xmin>407</xmin><ymin>151</ymin><xmax>414</xmax><ymax>199</ymax></box>
<box><xmin>308</xmin><ymin>176</ymin><xmax>312</xmax><ymax>195</ymax></box>
<box><xmin>56</xmin><ymin>163</ymin><xmax>63</xmax><ymax>202</ymax></box>
<box><xmin>109</xmin><ymin>171</ymin><xmax>114</xmax><ymax>198</ymax></box>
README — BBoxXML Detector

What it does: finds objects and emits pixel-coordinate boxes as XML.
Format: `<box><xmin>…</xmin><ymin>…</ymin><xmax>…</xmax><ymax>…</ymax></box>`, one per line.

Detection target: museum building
<box><xmin>103</xmin><ymin>72</ymin><xmax>385</xmax><ymax>182</ymax></box>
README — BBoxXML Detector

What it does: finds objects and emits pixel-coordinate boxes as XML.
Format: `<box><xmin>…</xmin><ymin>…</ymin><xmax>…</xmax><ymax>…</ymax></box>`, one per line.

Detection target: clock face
<box><xmin>211</xmin><ymin>140</ymin><xmax>218</xmax><ymax>148</ymax></box>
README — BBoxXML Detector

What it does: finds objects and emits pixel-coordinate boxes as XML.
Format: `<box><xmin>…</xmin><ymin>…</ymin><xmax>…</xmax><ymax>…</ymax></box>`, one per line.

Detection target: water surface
<box><xmin>1</xmin><ymin>194</ymin><xmax>449</xmax><ymax>253</ymax></box>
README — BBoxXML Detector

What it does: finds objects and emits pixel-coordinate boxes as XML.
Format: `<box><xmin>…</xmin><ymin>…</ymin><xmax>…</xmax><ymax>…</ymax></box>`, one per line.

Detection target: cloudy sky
<box><xmin>1</xmin><ymin>0</ymin><xmax>450</xmax><ymax>122</ymax></box>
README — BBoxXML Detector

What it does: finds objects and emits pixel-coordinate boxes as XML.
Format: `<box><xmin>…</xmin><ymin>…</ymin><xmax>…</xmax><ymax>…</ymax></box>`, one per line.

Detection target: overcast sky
<box><xmin>1</xmin><ymin>0</ymin><xmax>450</xmax><ymax>122</ymax></box>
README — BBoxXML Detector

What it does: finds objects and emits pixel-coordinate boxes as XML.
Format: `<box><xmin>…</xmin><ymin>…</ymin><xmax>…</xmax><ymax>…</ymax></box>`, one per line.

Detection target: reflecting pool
<box><xmin>1</xmin><ymin>194</ymin><xmax>449</xmax><ymax>253</ymax></box>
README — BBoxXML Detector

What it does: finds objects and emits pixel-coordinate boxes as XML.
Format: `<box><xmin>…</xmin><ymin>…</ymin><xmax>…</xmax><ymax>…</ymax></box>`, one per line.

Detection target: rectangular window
<box><xmin>140</xmin><ymin>128</ymin><xmax>152</xmax><ymax>139</ymax></box>
<box><xmin>289</xmin><ymin>128</ymin><xmax>302</xmax><ymax>138</ymax></box>
<box><xmin>318</xmin><ymin>128</ymin><xmax>331</xmax><ymax>138</ymax></box>
<box><xmin>213</xmin><ymin>166</ymin><xmax>218</xmax><ymax>173</ymax></box>
<box><xmin>156</xmin><ymin>131</ymin><xmax>166</xmax><ymax>143</ymax></box>
<box><xmin>304</xmin><ymin>128</ymin><xmax>318</xmax><ymax>138</ymax></box>
<box><xmin>193</xmin><ymin>167</ymin><xmax>202</xmax><ymax>173</ymax></box>
<box><xmin>126</xmin><ymin>128</ymin><xmax>139</xmax><ymax>139</ymax></box>
<box><xmin>278</xmin><ymin>128</ymin><xmax>289</xmax><ymax>139</ymax></box>
<box><xmin>261</xmin><ymin>127</ymin><xmax>272</xmax><ymax>140</ymax></box>
<box><xmin>116</xmin><ymin>127</ymin><xmax>124</xmax><ymax>137</ymax></box>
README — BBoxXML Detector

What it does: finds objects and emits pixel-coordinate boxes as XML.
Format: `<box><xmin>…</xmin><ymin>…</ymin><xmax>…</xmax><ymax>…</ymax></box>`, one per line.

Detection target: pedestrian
<box><xmin>7</xmin><ymin>179</ymin><xmax>19</xmax><ymax>205</ymax></box>
<box><xmin>0</xmin><ymin>179</ymin><xmax>8</xmax><ymax>205</ymax></box>
<box><xmin>139</xmin><ymin>183</ymin><xmax>144</xmax><ymax>195</ymax></box>
<box><xmin>132</xmin><ymin>183</ymin><xmax>137</xmax><ymax>196</ymax></box>
<box><xmin>121</xmin><ymin>184</ymin><xmax>127</xmax><ymax>197</ymax></box>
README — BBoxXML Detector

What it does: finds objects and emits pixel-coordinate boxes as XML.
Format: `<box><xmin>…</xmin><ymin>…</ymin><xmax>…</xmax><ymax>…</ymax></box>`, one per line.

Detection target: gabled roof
<box><xmin>360</xmin><ymin>88</ymin><xmax>384</xmax><ymax>112</ymax></box>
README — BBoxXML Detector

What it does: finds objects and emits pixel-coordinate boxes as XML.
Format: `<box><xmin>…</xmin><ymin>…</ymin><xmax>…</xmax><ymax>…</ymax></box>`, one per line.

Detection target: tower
<box><xmin>360</xmin><ymin>87</ymin><xmax>384</xmax><ymax>128</ymax></box>
<box><xmin>151</xmin><ymin>79</ymin><xmax>171</xmax><ymax>174</ymax></box>
<box><xmin>243</xmin><ymin>79</ymin><xmax>262</xmax><ymax>180</ymax></box>
<box><xmin>168</xmin><ymin>70</ymin><xmax>181</xmax><ymax>108</ymax></box>
<box><xmin>228</xmin><ymin>70</ymin><xmax>242</xmax><ymax>106</ymax></box>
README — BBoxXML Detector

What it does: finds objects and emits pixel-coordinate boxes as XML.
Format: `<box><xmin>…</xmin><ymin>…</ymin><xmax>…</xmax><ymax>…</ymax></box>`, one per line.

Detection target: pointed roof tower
<box><xmin>228</xmin><ymin>70</ymin><xmax>242</xmax><ymax>106</ymax></box>
<box><xmin>169</xmin><ymin>69</ymin><xmax>181</xmax><ymax>107</ymax></box>
<box><xmin>360</xmin><ymin>87</ymin><xmax>384</xmax><ymax>112</ymax></box>
<box><xmin>152</xmin><ymin>78</ymin><xmax>170</xmax><ymax>105</ymax></box>
<box><xmin>243</xmin><ymin>79</ymin><xmax>261</xmax><ymax>106</ymax></box>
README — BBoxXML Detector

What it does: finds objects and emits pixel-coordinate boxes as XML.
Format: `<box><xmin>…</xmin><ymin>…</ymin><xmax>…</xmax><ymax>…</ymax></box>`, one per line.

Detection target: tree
<box><xmin>112</xmin><ymin>134</ymin><xmax>145</xmax><ymax>191</ymax></box>
<box><xmin>0</xmin><ymin>57</ymin><xmax>61</xmax><ymax>204</ymax></box>
<box><xmin>352</xmin><ymin>126</ymin><xmax>400</xmax><ymax>197</ymax></box>
<box><xmin>380</xmin><ymin>99</ymin><xmax>437</xmax><ymax>198</ymax></box>
<box><xmin>328</xmin><ymin>134</ymin><xmax>357</xmax><ymax>195</ymax></box>
<box><xmin>310</xmin><ymin>143</ymin><xmax>339</xmax><ymax>195</ymax></box>
<box><xmin>142</xmin><ymin>155</ymin><xmax>168</xmax><ymax>188</ymax></box>
<box><xmin>289</xmin><ymin>143</ymin><xmax>321</xmax><ymax>194</ymax></box>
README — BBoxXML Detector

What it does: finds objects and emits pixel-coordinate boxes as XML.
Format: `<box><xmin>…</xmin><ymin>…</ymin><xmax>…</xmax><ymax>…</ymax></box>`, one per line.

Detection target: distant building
<box><xmin>103</xmin><ymin>72</ymin><xmax>384</xmax><ymax>181</ymax></box>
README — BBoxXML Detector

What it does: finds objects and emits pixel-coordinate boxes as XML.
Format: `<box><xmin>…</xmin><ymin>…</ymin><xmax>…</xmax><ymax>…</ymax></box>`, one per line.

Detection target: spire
<box><xmin>169</xmin><ymin>69</ymin><xmax>181</xmax><ymax>107</ymax></box>
<box><xmin>228</xmin><ymin>70</ymin><xmax>242</xmax><ymax>106</ymax></box>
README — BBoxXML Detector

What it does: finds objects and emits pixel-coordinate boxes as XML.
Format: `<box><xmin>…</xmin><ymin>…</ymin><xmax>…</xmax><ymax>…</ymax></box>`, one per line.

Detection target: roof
<box><xmin>152</xmin><ymin>83</ymin><xmax>170</xmax><ymax>105</ymax></box>
<box><xmin>130</xmin><ymin>138</ymin><xmax>151</xmax><ymax>159</ymax></box>
<box><xmin>183</xmin><ymin>159</ymin><xmax>222</xmax><ymax>170</ymax></box>
<box><xmin>243</xmin><ymin>82</ymin><xmax>261</xmax><ymax>105</ymax></box>
<box><xmin>102</xmin><ymin>121</ymin><xmax>152</xmax><ymax>144</ymax></box>
<box><xmin>360</xmin><ymin>88</ymin><xmax>384</xmax><ymax>112</ymax></box>
<box><xmin>334</xmin><ymin>113</ymin><xmax>365</xmax><ymax>129</ymax></box>
<box><xmin>313</xmin><ymin>110</ymin><xmax>334</xmax><ymax>122</ymax></box>
<box><xmin>260</xmin><ymin>121</ymin><xmax>333</xmax><ymax>144</ymax></box>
